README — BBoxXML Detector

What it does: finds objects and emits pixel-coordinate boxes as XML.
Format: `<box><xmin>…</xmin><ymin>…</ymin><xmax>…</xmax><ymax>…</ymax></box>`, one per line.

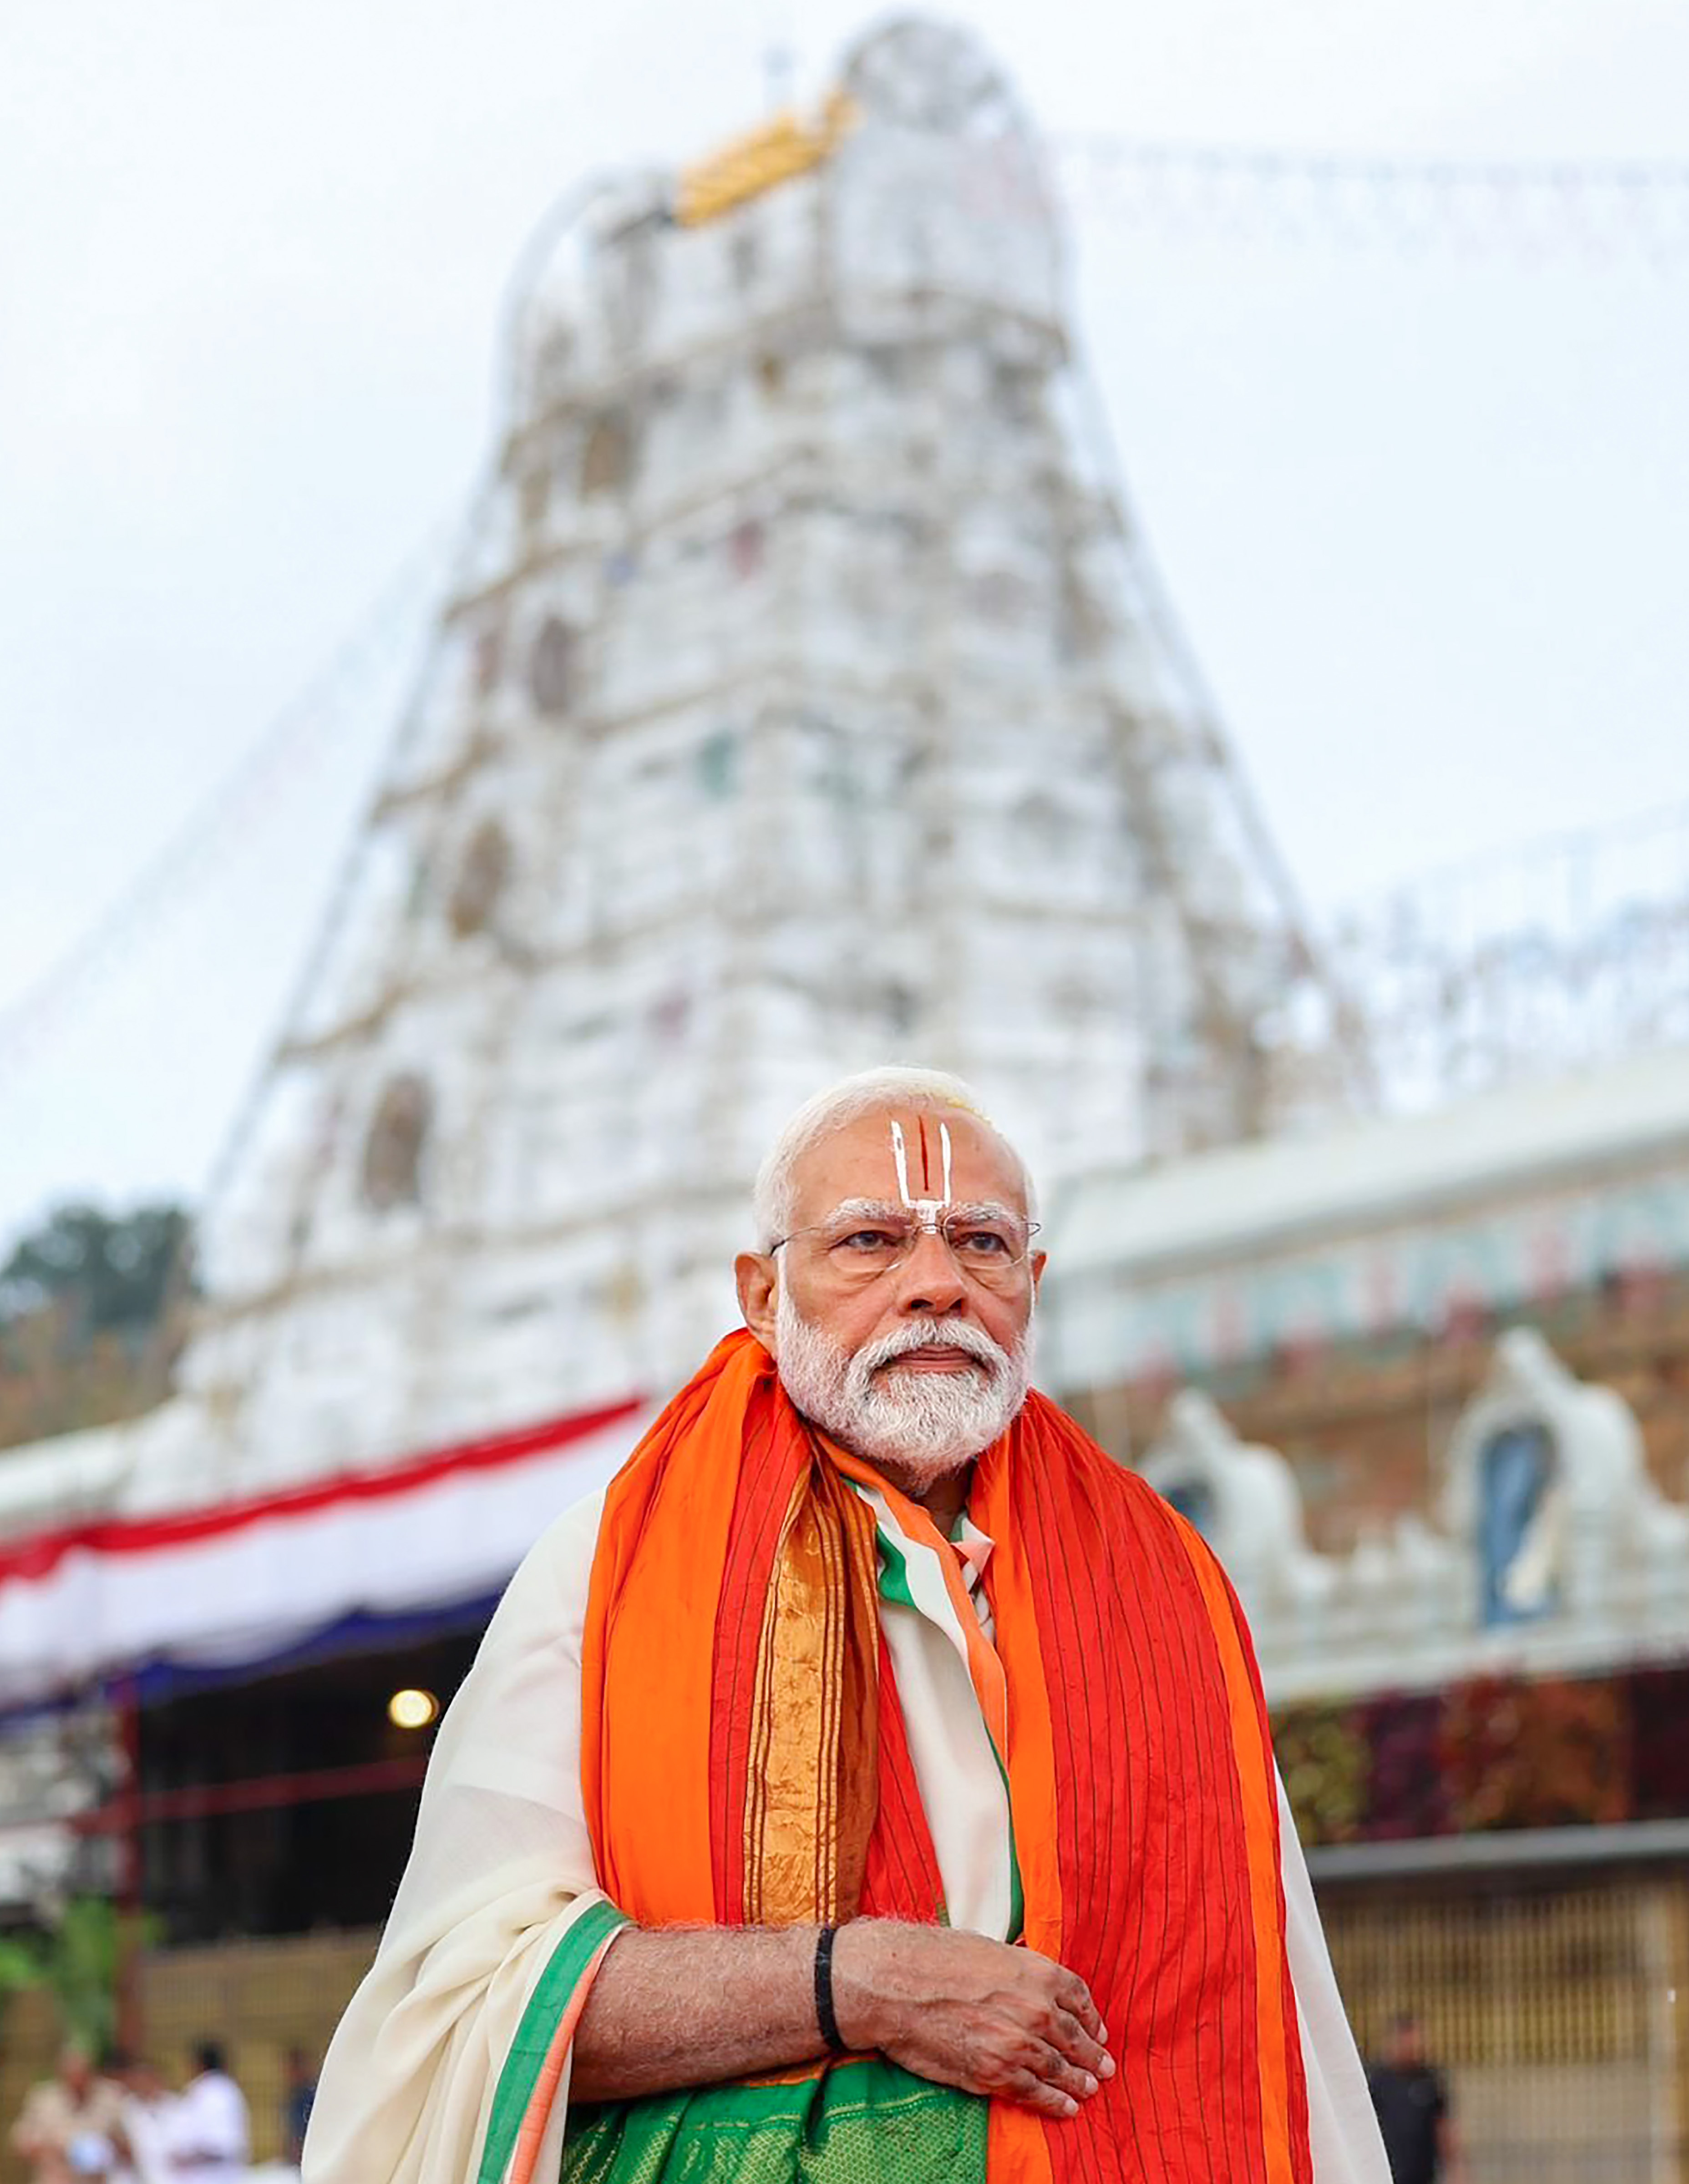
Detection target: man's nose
<box><xmin>892</xmin><ymin>1223</ymin><xmax>969</xmax><ymax>1314</ymax></box>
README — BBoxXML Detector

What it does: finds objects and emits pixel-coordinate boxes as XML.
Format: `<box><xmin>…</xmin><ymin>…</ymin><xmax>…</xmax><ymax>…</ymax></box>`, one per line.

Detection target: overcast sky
<box><xmin>2</xmin><ymin>0</ymin><xmax>1687</xmax><ymax>1249</ymax></box>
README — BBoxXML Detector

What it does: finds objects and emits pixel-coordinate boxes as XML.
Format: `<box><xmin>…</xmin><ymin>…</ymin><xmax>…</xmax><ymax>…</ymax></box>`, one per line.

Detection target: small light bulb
<box><xmin>388</xmin><ymin>1687</ymin><xmax>439</xmax><ymax>1731</ymax></box>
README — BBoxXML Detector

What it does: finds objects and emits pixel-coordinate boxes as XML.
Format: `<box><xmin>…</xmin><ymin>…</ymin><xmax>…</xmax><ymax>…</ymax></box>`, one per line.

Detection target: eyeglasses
<box><xmin>769</xmin><ymin>1208</ymin><xmax>1042</xmax><ymax>1287</ymax></box>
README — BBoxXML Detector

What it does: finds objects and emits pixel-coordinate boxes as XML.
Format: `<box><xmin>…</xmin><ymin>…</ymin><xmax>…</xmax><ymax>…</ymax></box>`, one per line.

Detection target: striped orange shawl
<box><xmin>579</xmin><ymin>1330</ymin><xmax>1312</xmax><ymax>2184</ymax></box>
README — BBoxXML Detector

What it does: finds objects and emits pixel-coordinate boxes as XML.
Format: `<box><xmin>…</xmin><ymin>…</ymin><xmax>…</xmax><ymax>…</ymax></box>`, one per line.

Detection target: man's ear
<box><xmin>1029</xmin><ymin>1248</ymin><xmax>1048</xmax><ymax>1300</ymax></box>
<box><xmin>735</xmin><ymin>1251</ymin><xmax>779</xmax><ymax>1353</ymax></box>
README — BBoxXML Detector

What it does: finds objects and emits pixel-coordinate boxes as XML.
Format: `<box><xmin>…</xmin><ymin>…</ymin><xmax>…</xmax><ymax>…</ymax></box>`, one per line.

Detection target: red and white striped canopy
<box><xmin>0</xmin><ymin>1399</ymin><xmax>649</xmax><ymax>1711</ymax></box>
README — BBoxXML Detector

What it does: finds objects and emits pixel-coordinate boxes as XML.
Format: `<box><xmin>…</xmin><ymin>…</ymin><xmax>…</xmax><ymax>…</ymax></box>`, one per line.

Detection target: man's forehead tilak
<box><xmin>816</xmin><ymin>1113</ymin><xmax>1012</xmax><ymax>1222</ymax></box>
<box><xmin>888</xmin><ymin>1115</ymin><xmax>953</xmax><ymax>1219</ymax></box>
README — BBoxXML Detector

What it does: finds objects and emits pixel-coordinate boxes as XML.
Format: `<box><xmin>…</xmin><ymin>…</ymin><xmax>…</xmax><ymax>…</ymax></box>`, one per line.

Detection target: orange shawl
<box><xmin>580</xmin><ymin>1331</ymin><xmax>1312</xmax><ymax>2184</ymax></box>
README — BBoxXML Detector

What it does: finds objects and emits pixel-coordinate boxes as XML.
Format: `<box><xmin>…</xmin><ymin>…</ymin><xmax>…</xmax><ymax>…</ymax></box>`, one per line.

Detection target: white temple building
<box><xmin>1056</xmin><ymin>1042</ymin><xmax>1689</xmax><ymax>1700</ymax></box>
<box><xmin>0</xmin><ymin>18</ymin><xmax>1341</xmax><ymax>1717</ymax></box>
<box><xmin>6</xmin><ymin>32</ymin><xmax>1687</xmax><ymax>2163</ymax></box>
<box><xmin>1</xmin><ymin>14</ymin><xmax>1686</xmax><ymax>1773</ymax></box>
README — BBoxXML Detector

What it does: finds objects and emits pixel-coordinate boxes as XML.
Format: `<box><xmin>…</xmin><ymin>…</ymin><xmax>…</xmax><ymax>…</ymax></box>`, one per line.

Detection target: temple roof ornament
<box><xmin>1144</xmin><ymin>1330</ymin><xmax>1689</xmax><ymax>1703</ymax></box>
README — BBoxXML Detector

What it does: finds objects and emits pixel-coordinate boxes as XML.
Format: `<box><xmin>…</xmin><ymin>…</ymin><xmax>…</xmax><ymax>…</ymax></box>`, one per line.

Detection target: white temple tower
<box><xmin>164</xmin><ymin>17</ymin><xmax>1341</xmax><ymax>1496</ymax></box>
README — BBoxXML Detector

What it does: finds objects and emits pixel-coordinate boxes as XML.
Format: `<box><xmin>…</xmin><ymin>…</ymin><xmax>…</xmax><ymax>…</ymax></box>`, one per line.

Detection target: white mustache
<box><xmin>854</xmin><ymin>1318</ymin><xmax>1007</xmax><ymax>1382</ymax></box>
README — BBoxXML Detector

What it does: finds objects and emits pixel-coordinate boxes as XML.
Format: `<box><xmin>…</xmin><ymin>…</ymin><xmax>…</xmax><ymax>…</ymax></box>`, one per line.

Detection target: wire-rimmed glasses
<box><xmin>768</xmin><ymin>1206</ymin><xmax>1041</xmax><ymax>1288</ymax></box>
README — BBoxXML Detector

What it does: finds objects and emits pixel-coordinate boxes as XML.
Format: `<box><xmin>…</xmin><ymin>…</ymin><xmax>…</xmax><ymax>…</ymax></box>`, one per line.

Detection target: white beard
<box><xmin>774</xmin><ymin>1290</ymin><xmax>1033</xmax><ymax>1492</ymax></box>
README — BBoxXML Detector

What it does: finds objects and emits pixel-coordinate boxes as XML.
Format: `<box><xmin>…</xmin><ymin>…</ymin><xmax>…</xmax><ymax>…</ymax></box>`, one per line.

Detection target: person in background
<box><xmin>10</xmin><ymin>2044</ymin><xmax>127</xmax><ymax>2184</ymax></box>
<box><xmin>1367</xmin><ymin>2014</ymin><xmax>1465</xmax><ymax>2184</ymax></box>
<box><xmin>109</xmin><ymin>2054</ymin><xmax>179</xmax><ymax>2184</ymax></box>
<box><xmin>170</xmin><ymin>2042</ymin><xmax>249</xmax><ymax>2180</ymax></box>
<box><xmin>281</xmin><ymin>2051</ymin><xmax>315</xmax><ymax>2170</ymax></box>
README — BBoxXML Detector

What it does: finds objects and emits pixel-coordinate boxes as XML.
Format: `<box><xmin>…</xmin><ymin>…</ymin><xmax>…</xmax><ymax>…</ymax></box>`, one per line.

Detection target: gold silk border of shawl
<box><xmin>743</xmin><ymin>1463</ymin><xmax>880</xmax><ymax>1926</ymax></box>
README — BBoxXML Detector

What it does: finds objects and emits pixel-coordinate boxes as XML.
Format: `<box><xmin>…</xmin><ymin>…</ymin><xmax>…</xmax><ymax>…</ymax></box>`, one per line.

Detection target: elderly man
<box><xmin>307</xmin><ymin>1068</ymin><xmax>1387</xmax><ymax>2184</ymax></box>
<box><xmin>10</xmin><ymin>2046</ymin><xmax>127</xmax><ymax>2184</ymax></box>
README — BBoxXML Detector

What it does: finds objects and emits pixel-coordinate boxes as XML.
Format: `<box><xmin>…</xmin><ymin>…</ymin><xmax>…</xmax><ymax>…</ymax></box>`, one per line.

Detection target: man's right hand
<box><xmin>832</xmin><ymin>1921</ymin><xmax>1114</xmax><ymax>2122</ymax></box>
<box><xmin>571</xmin><ymin>1915</ymin><xmax>1113</xmax><ymax>2114</ymax></box>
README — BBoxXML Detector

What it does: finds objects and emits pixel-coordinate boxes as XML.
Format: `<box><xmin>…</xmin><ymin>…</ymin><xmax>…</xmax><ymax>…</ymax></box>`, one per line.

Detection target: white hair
<box><xmin>751</xmin><ymin>1065</ymin><xmax>1037</xmax><ymax>1250</ymax></box>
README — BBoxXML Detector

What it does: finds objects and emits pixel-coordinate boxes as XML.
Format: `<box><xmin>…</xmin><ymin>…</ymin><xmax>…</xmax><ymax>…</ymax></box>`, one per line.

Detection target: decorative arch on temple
<box><xmin>447</xmin><ymin>818</ymin><xmax>513</xmax><ymax>939</ymax></box>
<box><xmin>526</xmin><ymin>614</ymin><xmax>577</xmax><ymax>717</ymax></box>
<box><xmin>1476</xmin><ymin>1418</ymin><xmax>1560</xmax><ymax>1628</ymax></box>
<box><xmin>580</xmin><ymin>411</ymin><xmax>634</xmax><ymax>498</ymax></box>
<box><xmin>1439</xmin><ymin>1327</ymin><xmax>1677</xmax><ymax>1635</ymax></box>
<box><xmin>361</xmin><ymin>1073</ymin><xmax>434</xmax><ymax>1212</ymax></box>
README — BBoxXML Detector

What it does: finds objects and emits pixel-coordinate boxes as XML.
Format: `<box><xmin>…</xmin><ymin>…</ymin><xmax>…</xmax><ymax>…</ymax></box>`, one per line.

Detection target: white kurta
<box><xmin>170</xmin><ymin>2072</ymin><xmax>250</xmax><ymax>2180</ymax></box>
<box><xmin>113</xmin><ymin>2093</ymin><xmax>178</xmax><ymax>2184</ymax></box>
<box><xmin>305</xmin><ymin>1487</ymin><xmax>1388</xmax><ymax>2184</ymax></box>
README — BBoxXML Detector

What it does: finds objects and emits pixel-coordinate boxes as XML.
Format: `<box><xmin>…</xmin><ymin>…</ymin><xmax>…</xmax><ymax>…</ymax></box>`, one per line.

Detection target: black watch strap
<box><xmin>814</xmin><ymin>1924</ymin><xmax>847</xmax><ymax>2054</ymax></box>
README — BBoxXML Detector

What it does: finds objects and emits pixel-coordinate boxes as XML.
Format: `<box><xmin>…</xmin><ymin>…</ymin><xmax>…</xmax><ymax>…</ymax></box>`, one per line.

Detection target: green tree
<box><xmin>0</xmin><ymin>1202</ymin><xmax>194</xmax><ymax>1448</ymax></box>
<box><xmin>0</xmin><ymin>1929</ymin><xmax>42</xmax><ymax>2003</ymax></box>
<box><xmin>0</xmin><ymin>1203</ymin><xmax>193</xmax><ymax>1346</ymax></box>
<box><xmin>0</xmin><ymin>1897</ymin><xmax>157</xmax><ymax>2056</ymax></box>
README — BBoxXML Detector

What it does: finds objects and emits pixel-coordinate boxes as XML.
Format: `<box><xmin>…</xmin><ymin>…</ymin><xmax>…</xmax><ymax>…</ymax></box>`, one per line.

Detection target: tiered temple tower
<box><xmin>159</xmin><ymin>17</ymin><xmax>1341</xmax><ymax>1498</ymax></box>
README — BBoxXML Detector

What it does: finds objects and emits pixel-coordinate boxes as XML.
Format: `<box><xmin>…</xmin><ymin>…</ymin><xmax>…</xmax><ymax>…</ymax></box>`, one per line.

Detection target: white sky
<box><xmin>1</xmin><ymin>0</ymin><xmax>1687</xmax><ymax>1249</ymax></box>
